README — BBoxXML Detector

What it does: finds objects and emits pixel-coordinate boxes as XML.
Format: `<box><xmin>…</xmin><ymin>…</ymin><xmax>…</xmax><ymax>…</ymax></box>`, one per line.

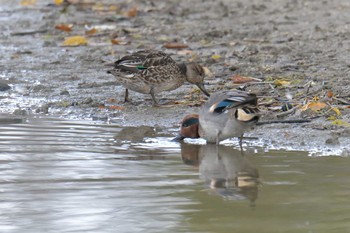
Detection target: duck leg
<box><xmin>239</xmin><ymin>134</ymin><xmax>244</xmax><ymax>152</ymax></box>
<box><xmin>124</xmin><ymin>88</ymin><xmax>130</xmax><ymax>102</ymax></box>
<box><xmin>150</xmin><ymin>87</ymin><xmax>159</xmax><ymax>107</ymax></box>
<box><xmin>215</xmin><ymin>131</ymin><xmax>221</xmax><ymax>145</ymax></box>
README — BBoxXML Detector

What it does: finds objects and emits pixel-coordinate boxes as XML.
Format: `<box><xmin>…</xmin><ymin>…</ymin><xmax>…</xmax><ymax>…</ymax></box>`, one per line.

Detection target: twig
<box><xmin>11</xmin><ymin>29</ymin><xmax>47</xmax><ymax>36</ymax></box>
<box><xmin>257</xmin><ymin>119</ymin><xmax>311</xmax><ymax>125</ymax></box>
<box><xmin>333</xmin><ymin>97</ymin><xmax>350</xmax><ymax>105</ymax></box>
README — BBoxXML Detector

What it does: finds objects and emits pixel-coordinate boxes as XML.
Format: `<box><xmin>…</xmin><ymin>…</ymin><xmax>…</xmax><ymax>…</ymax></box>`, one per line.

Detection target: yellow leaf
<box><xmin>331</xmin><ymin>120</ymin><xmax>350</xmax><ymax>127</ymax></box>
<box><xmin>211</xmin><ymin>54</ymin><xmax>221</xmax><ymax>59</ymax></box>
<box><xmin>109</xmin><ymin>5</ymin><xmax>119</xmax><ymax>11</ymax></box>
<box><xmin>327</xmin><ymin>116</ymin><xmax>337</xmax><ymax>121</ymax></box>
<box><xmin>312</xmin><ymin>96</ymin><xmax>320</xmax><ymax>101</ymax></box>
<box><xmin>20</xmin><ymin>0</ymin><xmax>36</xmax><ymax>6</ymax></box>
<box><xmin>331</xmin><ymin>107</ymin><xmax>341</xmax><ymax>116</ymax></box>
<box><xmin>54</xmin><ymin>0</ymin><xmax>64</xmax><ymax>5</ymax></box>
<box><xmin>274</xmin><ymin>79</ymin><xmax>291</xmax><ymax>86</ymax></box>
<box><xmin>62</xmin><ymin>36</ymin><xmax>88</xmax><ymax>46</ymax></box>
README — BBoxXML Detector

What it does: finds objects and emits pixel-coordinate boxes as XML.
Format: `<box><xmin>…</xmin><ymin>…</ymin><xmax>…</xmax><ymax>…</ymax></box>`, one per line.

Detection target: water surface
<box><xmin>0</xmin><ymin>117</ymin><xmax>349</xmax><ymax>233</ymax></box>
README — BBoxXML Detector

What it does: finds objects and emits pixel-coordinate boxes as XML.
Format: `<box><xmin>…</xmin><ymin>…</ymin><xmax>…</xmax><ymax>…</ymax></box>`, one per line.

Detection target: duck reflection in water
<box><xmin>180</xmin><ymin>143</ymin><xmax>260</xmax><ymax>206</ymax></box>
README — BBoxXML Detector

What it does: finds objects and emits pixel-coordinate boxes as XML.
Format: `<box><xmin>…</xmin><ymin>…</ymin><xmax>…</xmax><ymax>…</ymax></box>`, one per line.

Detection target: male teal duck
<box><xmin>173</xmin><ymin>90</ymin><xmax>260</xmax><ymax>145</ymax></box>
<box><xmin>107</xmin><ymin>50</ymin><xmax>210</xmax><ymax>106</ymax></box>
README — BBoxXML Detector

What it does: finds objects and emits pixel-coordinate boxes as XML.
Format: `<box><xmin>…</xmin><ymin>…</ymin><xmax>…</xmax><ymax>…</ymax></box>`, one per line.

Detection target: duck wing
<box><xmin>209</xmin><ymin>91</ymin><xmax>258</xmax><ymax>114</ymax></box>
<box><xmin>114</xmin><ymin>50</ymin><xmax>175</xmax><ymax>73</ymax></box>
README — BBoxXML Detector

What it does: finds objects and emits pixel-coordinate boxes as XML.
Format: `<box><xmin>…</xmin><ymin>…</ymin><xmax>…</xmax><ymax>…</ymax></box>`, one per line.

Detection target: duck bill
<box><xmin>171</xmin><ymin>134</ymin><xmax>185</xmax><ymax>142</ymax></box>
<box><xmin>196</xmin><ymin>83</ymin><xmax>210</xmax><ymax>97</ymax></box>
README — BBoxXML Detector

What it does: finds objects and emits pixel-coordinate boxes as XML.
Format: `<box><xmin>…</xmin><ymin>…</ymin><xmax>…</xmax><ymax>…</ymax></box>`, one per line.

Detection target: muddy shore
<box><xmin>1</xmin><ymin>0</ymin><xmax>349</xmax><ymax>155</ymax></box>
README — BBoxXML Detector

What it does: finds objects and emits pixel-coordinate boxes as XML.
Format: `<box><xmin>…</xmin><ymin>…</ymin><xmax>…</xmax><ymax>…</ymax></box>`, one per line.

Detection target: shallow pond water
<box><xmin>0</xmin><ymin>117</ymin><xmax>350</xmax><ymax>233</ymax></box>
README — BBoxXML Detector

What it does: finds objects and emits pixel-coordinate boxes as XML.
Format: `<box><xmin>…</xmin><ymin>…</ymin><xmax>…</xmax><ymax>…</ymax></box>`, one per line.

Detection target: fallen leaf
<box><xmin>331</xmin><ymin>107</ymin><xmax>341</xmax><ymax>116</ymax></box>
<box><xmin>55</xmin><ymin>24</ymin><xmax>73</xmax><ymax>32</ymax></box>
<box><xmin>163</xmin><ymin>42</ymin><xmax>189</xmax><ymax>49</ymax></box>
<box><xmin>312</xmin><ymin>96</ymin><xmax>320</xmax><ymax>101</ymax></box>
<box><xmin>327</xmin><ymin>116</ymin><xmax>337</xmax><ymax>121</ymax></box>
<box><xmin>62</xmin><ymin>36</ymin><xmax>88</xmax><ymax>46</ymax></box>
<box><xmin>326</xmin><ymin>90</ymin><xmax>333</xmax><ymax>98</ymax></box>
<box><xmin>127</xmin><ymin>6</ymin><xmax>138</xmax><ymax>17</ymax></box>
<box><xmin>108</xmin><ymin>5</ymin><xmax>119</xmax><ymax>11</ymax></box>
<box><xmin>109</xmin><ymin>105</ymin><xmax>125</xmax><ymax>110</ymax></box>
<box><xmin>111</xmin><ymin>38</ymin><xmax>129</xmax><ymax>45</ymax></box>
<box><xmin>20</xmin><ymin>0</ymin><xmax>36</xmax><ymax>6</ymax></box>
<box><xmin>273</xmin><ymin>79</ymin><xmax>291</xmax><ymax>86</ymax></box>
<box><xmin>85</xmin><ymin>28</ymin><xmax>97</xmax><ymax>35</ymax></box>
<box><xmin>211</xmin><ymin>54</ymin><xmax>221</xmax><ymax>59</ymax></box>
<box><xmin>331</xmin><ymin>119</ymin><xmax>350</xmax><ymax>127</ymax></box>
<box><xmin>231</xmin><ymin>74</ymin><xmax>262</xmax><ymax>84</ymax></box>
<box><xmin>54</xmin><ymin>0</ymin><xmax>64</xmax><ymax>5</ymax></box>
<box><xmin>301</xmin><ymin>102</ymin><xmax>327</xmax><ymax>111</ymax></box>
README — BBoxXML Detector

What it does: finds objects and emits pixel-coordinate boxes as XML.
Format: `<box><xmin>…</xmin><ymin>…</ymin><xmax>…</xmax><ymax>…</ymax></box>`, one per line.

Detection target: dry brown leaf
<box><xmin>111</xmin><ymin>38</ymin><xmax>129</xmax><ymax>45</ymax></box>
<box><xmin>127</xmin><ymin>7</ymin><xmax>138</xmax><ymax>17</ymax></box>
<box><xmin>163</xmin><ymin>42</ymin><xmax>189</xmax><ymax>49</ymax></box>
<box><xmin>85</xmin><ymin>28</ymin><xmax>97</xmax><ymax>35</ymax></box>
<box><xmin>55</xmin><ymin>24</ymin><xmax>73</xmax><ymax>32</ymax></box>
<box><xmin>301</xmin><ymin>102</ymin><xmax>327</xmax><ymax>111</ymax></box>
<box><xmin>109</xmin><ymin>105</ymin><xmax>125</xmax><ymax>110</ymax></box>
<box><xmin>326</xmin><ymin>90</ymin><xmax>333</xmax><ymax>98</ymax></box>
<box><xmin>232</xmin><ymin>74</ymin><xmax>262</xmax><ymax>84</ymax></box>
<box><xmin>62</xmin><ymin>36</ymin><xmax>88</xmax><ymax>46</ymax></box>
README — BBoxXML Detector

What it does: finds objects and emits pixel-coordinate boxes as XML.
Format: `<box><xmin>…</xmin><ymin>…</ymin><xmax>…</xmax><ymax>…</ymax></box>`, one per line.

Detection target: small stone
<box><xmin>229</xmin><ymin>65</ymin><xmax>239</xmax><ymax>71</ymax></box>
<box><xmin>13</xmin><ymin>109</ymin><xmax>27</xmax><ymax>116</ymax></box>
<box><xmin>114</xmin><ymin>126</ymin><xmax>156</xmax><ymax>142</ymax></box>
<box><xmin>35</xmin><ymin>104</ymin><xmax>49</xmax><ymax>114</ymax></box>
<box><xmin>325</xmin><ymin>137</ymin><xmax>340</xmax><ymax>145</ymax></box>
<box><xmin>82</xmin><ymin>97</ymin><xmax>93</xmax><ymax>104</ymax></box>
<box><xmin>0</xmin><ymin>82</ymin><xmax>11</xmax><ymax>91</ymax></box>
<box><xmin>340</xmin><ymin>148</ymin><xmax>350</xmax><ymax>157</ymax></box>
<box><xmin>60</xmin><ymin>90</ymin><xmax>70</xmax><ymax>95</ymax></box>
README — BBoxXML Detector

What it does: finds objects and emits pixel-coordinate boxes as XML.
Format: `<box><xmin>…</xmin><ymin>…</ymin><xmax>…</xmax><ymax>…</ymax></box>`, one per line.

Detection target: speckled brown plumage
<box><xmin>107</xmin><ymin>50</ymin><xmax>210</xmax><ymax>106</ymax></box>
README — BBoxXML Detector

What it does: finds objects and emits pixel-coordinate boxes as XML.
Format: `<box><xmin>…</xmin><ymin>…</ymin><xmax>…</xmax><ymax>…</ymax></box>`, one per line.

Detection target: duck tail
<box><xmin>235</xmin><ymin>106</ymin><xmax>260</xmax><ymax>123</ymax></box>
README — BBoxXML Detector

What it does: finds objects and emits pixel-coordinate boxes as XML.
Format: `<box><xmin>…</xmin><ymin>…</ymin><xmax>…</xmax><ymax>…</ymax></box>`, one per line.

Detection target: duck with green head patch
<box><xmin>173</xmin><ymin>90</ymin><xmax>260</xmax><ymax>146</ymax></box>
<box><xmin>107</xmin><ymin>50</ymin><xmax>210</xmax><ymax>106</ymax></box>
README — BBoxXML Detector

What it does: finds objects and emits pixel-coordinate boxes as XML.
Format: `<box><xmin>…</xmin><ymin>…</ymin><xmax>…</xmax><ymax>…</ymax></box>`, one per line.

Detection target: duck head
<box><xmin>172</xmin><ymin>114</ymin><xmax>200</xmax><ymax>142</ymax></box>
<box><xmin>179</xmin><ymin>63</ymin><xmax>211</xmax><ymax>97</ymax></box>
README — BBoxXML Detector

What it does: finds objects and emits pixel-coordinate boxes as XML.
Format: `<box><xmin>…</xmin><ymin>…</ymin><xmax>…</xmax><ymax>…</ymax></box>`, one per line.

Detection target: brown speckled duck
<box><xmin>107</xmin><ymin>50</ymin><xmax>210</xmax><ymax>106</ymax></box>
